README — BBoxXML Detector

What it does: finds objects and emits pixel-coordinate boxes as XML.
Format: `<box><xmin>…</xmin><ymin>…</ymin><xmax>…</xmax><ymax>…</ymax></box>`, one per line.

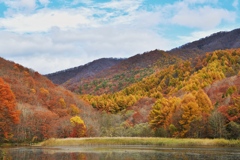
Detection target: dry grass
<box><xmin>37</xmin><ymin>137</ymin><xmax>240</xmax><ymax>147</ymax></box>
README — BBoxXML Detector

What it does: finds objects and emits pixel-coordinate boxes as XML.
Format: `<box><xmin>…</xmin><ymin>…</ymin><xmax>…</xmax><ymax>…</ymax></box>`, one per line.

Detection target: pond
<box><xmin>1</xmin><ymin>145</ymin><xmax>240</xmax><ymax>160</ymax></box>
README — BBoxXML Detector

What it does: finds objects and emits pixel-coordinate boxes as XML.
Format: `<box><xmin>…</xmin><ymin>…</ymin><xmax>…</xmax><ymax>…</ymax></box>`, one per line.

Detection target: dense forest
<box><xmin>0</xmin><ymin>47</ymin><xmax>240</xmax><ymax>143</ymax></box>
<box><xmin>81</xmin><ymin>49</ymin><xmax>240</xmax><ymax>138</ymax></box>
<box><xmin>0</xmin><ymin>58</ymin><xmax>101</xmax><ymax>143</ymax></box>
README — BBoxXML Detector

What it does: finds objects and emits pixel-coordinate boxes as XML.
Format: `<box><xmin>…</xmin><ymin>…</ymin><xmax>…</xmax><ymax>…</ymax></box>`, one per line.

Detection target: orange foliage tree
<box><xmin>0</xmin><ymin>78</ymin><xmax>20</xmax><ymax>142</ymax></box>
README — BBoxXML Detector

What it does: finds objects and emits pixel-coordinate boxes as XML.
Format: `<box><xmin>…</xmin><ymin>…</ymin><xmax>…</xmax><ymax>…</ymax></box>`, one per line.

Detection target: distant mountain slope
<box><xmin>46</xmin><ymin>28</ymin><xmax>240</xmax><ymax>95</ymax></box>
<box><xmin>63</xmin><ymin>50</ymin><xmax>181</xmax><ymax>94</ymax></box>
<box><xmin>46</xmin><ymin>58</ymin><xmax>123</xmax><ymax>85</ymax></box>
<box><xmin>169</xmin><ymin>28</ymin><xmax>240</xmax><ymax>59</ymax></box>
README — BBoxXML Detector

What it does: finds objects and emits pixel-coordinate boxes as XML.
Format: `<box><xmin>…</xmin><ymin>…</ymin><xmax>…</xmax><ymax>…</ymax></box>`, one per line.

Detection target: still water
<box><xmin>1</xmin><ymin>145</ymin><xmax>240</xmax><ymax>160</ymax></box>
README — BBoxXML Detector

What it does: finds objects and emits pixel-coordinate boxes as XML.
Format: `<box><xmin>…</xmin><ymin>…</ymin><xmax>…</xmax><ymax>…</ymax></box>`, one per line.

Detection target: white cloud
<box><xmin>0</xmin><ymin>0</ymin><xmax>145</xmax><ymax>32</ymax></box>
<box><xmin>2</xmin><ymin>0</ymin><xmax>36</xmax><ymax>15</ymax></box>
<box><xmin>165</xmin><ymin>2</ymin><xmax>236</xmax><ymax>29</ymax></box>
<box><xmin>0</xmin><ymin>25</ymin><xmax>172</xmax><ymax>74</ymax></box>
<box><xmin>38</xmin><ymin>0</ymin><xmax>49</xmax><ymax>6</ymax></box>
<box><xmin>0</xmin><ymin>9</ymin><xmax>93</xmax><ymax>32</ymax></box>
<box><xmin>0</xmin><ymin>31</ymin><xmax>80</xmax><ymax>57</ymax></box>
<box><xmin>13</xmin><ymin>55</ymin><xmax>89</xmax><ymax>74</ymax></box>
<box><xmin>1</xmin><ymin>0</ymin><xmax>235</xmax><ymax>33</ymax></box>
<box><xmin>233</xmin><ymin>0</ymin><xmax>239</xmax><ymax>8</ymax></box>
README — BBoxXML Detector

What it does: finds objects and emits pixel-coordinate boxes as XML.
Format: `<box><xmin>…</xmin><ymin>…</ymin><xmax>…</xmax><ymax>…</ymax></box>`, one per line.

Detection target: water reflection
<box><xmin>1</xmin><ymin>145</ymin><xmax>240</xmax><ymax>160</ymax></box>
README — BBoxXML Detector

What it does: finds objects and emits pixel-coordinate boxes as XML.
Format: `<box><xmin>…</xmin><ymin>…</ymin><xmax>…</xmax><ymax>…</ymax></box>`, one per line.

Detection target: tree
<box><xmin>226</xmin><ymin>121</ymin><xmax>240</xmax><ymax>139</ymax></box>
<box><xmin>0</xmin><ymin>78</ymin><xmax>20</xmax><ymax>142</ymax></box>
<box><xmin>69</xmin><ymin>104</ymin><xmax>80</xmax><ymax>116</ymax></box>
<box><xmin>178</xmin><ymin>93</ymin><xmax>201</xmax><ymax>137</ymax></box>
<box><xmin>149</xmin><ymin>97</ymin><xmax>180</xmax><ymax>137</ymax></box>
<box><xmin>195</xmin><ymin>89</ymin><xmax>213</xmax><ymax>115</ymax></box>
<box><xmin>70</xmin><ymin>116</ymin><xmax>87</xmax><ymax>137</ymax></box>
<box><xmin>208</xmin><ymin>111</ymin><xmax>227</xmax><ymax>138</ymax></box>
<box><xmin>59</xmin><ymin>98</ymin><xmax>66</xmax><ymax>108</ymax></box>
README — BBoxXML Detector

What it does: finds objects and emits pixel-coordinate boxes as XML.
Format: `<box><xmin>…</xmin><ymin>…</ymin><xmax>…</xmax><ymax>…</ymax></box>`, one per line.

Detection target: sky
<box><xmin>0</xmin><ymin>0</ymin><xmax>239</xmax><ymax>74</ymax></box>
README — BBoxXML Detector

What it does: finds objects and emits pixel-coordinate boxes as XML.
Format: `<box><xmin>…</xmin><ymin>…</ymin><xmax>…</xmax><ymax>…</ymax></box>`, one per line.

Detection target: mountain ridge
<box><xmin>63</xmin><ymin>50</ymin><xmax>181</xmax><ymax>94</ymax></box>
<box><xmin>46</xmin><ymin>58</ymin><xmax>124</xmax><ymax>85</ymax></box>
<box><xmin>169</xmin><ymin>28</ymin><xmax>240</xmax><ymax>59</ymax></box>
<box><xmin>46</xmin><ymin>28</ymin><xmax>240</xmax><ymax>95</ymax></box>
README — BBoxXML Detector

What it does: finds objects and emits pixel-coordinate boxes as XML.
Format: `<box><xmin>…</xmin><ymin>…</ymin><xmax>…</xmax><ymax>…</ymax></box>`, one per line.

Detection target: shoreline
<box><xmin>36</xmin><ymin>137</ymin><xmax>240</xmax><ymax>147</ymax></box>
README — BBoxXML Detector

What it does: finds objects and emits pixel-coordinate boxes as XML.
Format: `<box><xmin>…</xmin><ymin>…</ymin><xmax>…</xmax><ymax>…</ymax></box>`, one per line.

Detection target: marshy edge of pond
<box><xmin>35</xmin><ymin>137</ymin><xmax>240</xmax><ymax>147</ymax></box>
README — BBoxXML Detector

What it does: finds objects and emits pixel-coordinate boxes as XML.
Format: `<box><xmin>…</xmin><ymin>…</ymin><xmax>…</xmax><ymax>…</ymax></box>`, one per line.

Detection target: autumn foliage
<box><xmin>70</xmin><ymin>116</ymin><xmax>87</xmax><ymax>137</ymax></box>
<box><xmin>0</xmin><ymin>57</ymin><xmax>100</xmax><ymax>142</ymax></box>
<box><xmin>81</xmin><ymin>49</ymin><xmax>240</xmax><ymax>138</ymax></box>
<box><xmin>0</xmin><ymin>48</ymin><xmax>240</xmax><ymax>141</ymax></box>
<box><xmin>0</xmin><ymin>78</ymin><xmax>20</xmax><ymax>142</ymax></box>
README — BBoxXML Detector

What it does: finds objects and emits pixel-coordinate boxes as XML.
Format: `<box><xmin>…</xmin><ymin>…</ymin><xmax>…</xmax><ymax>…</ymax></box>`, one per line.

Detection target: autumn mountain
<box><xmin>0</xmin><ymin>57</ymin><xmax>101</xmax><ymax>143</ymax></box>
<box><xmin>46</xmin><ymin>58</ymin><xmax>124</xmax><ymax>85</ymax></box>
<box><xmin>169</xmin><ymin>28</ymin><xmax>240</xmax><ymax>59</ymax></box>
<box><xmin>47</xmin><ymin>28</ymin><xmax>240</xmax><ymax>96</ymax></box>
<box><xmin>81</xmin><ymin>48</ymin><xmax>240</xmax><ymax>138</ymax></box>
<box><xmin>1</xmin><ymin>28</ymin><xmax>240</xmax><ymax>142</ymax></box>
<box><xmin>60</xmin><ymin>50</ymin><xmax>181</xmax><ymax>95</ymax></box>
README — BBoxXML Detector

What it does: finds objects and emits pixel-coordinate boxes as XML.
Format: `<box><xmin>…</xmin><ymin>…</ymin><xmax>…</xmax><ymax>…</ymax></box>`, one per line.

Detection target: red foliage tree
<box><xmin>0</xmin><ymin>78</ymin><xmax>20</xmax><ymax>141</ymax></box>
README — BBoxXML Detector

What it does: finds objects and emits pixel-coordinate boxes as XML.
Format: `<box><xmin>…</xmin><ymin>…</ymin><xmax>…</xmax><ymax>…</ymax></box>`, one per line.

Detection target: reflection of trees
<box><xmin>0</xmin><ymin>148</ymin><xmax>101</xmax><ymax>160</ymax></box>
<box><xmin>1</xmin><ymin>147</ymin><xmax>240</xmax><ymax>160</ymax></box>
<box><xmin>0</xmin><ymin>149</ymin><xmax>12</xmax><ymax>160</ymax></box>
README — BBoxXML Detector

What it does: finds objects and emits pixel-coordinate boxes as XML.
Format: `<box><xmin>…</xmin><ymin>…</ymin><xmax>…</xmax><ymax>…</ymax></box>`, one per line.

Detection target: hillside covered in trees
<box><xmin>1</xmin><ymin>30</ymin><xmax>240</xmax><ymax>143</ymax></box>
<box><xmin>0</xmin><ymin>58</ymin><xmax>102</xmax><ymax>143</ymax></box>
<box><xmin>46</xmin><ymin>58</ymin><xmax>123</xmax><ymax>85</ymax></box>
<box><xmin>81</xmin><ymin>49</ymin><xmax>240</xmax><ymax>138</ymax></box>
<box><xmin>47</xmin><ymin>28</ymin><xmax>240</xmax><ymax>96</ymax></box>
<box><xmin>63</xmin><ymin>50</ymin><xmax>181</xmax><ymax>95</ymax></box>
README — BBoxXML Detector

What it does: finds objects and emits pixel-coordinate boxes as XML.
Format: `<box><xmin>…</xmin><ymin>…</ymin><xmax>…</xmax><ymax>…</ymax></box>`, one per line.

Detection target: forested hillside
<box><xmin>47</xmin><ymin>28</ymin><xmax>240</xmax><ymax>97</ymax></box>
<box><xmin>46</xmin><ymin>58</ymin><xmax>123</xmax><ymax>85</ymax></box>
<box><xmin>63</xmin><ymin>50</ymin><xmax>181</xmax><ymax>95</ymax></box>
<box><xmin>0</xmin><ymin>58</ymin><xmax>101</xmax><ymax>143</ymax></box>
<box><xmin>81</xmin><ymin>49</ymin><xmax>240</xmax><ymax>138</ymax></box>
<box><xmin>1</xmin><ymin>41</ymin><xmax>240</xmax><ymax>142</ymax></box>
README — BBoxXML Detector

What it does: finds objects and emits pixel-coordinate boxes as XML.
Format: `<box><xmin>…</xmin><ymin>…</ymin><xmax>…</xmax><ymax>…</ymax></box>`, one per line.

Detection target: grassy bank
<box><xmin>37</xmin><ymin>137</ymin><xmax>240</xmax><ymax>147</ymax></box>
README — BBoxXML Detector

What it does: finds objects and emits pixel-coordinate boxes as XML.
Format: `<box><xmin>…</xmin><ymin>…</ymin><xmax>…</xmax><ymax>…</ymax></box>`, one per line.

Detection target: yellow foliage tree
<box><xmin>69</xmin><ymin>104</ymin><xmax>80</xmax><ymax>115</ymax></box>
<box><xmin>149</xmin><ymin>97</ymin><xmax>181</xmax><ymax>132</ymax></box>
<box><xmin>59</xmin><ymin>98</ymin><xmax>66</xmax><ymax>108</ymax></box>
<box><xmin>195</xmin><ymin>89</ymin><xmax>213</xmax><ymax>115</ymax></box>
<box><xmin>70</xmin><ymin>116</ymin><xmax>86</xmax><ymax>137</ymax></box>
<box><xmin>178</xmin><ymin>93</ymin><xmax>201</xmax><ymax>137</ymax></box>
